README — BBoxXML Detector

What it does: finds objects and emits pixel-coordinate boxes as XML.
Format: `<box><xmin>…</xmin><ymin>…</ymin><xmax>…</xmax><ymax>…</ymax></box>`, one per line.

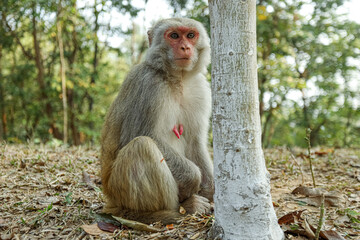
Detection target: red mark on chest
<box><xmin>172</xmin><ymin>124</ymin><xmax>184</xmax><ymax>139</ymax></box>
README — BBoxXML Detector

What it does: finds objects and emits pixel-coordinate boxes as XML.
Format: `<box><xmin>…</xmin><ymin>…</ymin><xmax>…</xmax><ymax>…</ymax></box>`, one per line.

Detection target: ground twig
<box><xmin>315</xmin><ymin>194</ymin><xmax>325</xmax><ymax>240</ymax></box>
<box><xmin>305</xmin><ymin>128</ymin><xmax>316</xmax><ymax>187</ymax></box>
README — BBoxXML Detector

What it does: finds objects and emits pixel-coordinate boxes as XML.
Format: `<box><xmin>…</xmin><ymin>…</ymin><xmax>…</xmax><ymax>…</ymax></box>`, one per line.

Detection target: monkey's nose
<box><xmin>181</xmin><ymin>46</ymin><xmax>191</xmax><ymax>52</ymax></box>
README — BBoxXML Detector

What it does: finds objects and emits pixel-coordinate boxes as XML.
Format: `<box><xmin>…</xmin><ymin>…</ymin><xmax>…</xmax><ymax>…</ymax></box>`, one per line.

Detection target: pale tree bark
<box><xmin>209</xmin><ymin>0</ymin><xmax>284</xmax><ymax>239</ymax></box>
<box><xmin>57</xmin><ymin>0</ymin><xmax>68</xmax><ymax>144</ymax></box>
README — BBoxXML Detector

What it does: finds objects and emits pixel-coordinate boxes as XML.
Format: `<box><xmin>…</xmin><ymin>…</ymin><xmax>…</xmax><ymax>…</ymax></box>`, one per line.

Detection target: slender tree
<box><xmin>57</xmin><ymin>0</ymin><xmax>68</xmax><ymax>144</ymax></box>
<box><xmin>0</xmin><ymin>45</ymin><xmax>5</xmax><ymax>141</ymax></box>
<box><xmin>209</xmin><ymin>0</ymin><xmax>284</xmax><ymax>239</ymax></box>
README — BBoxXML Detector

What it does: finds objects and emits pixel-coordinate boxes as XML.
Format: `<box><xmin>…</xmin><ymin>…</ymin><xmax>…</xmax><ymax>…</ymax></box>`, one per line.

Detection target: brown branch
<box><xmin>3</xmin><ymin>17</ymin><xmax>34</xmax><ymax>60</ymax></box>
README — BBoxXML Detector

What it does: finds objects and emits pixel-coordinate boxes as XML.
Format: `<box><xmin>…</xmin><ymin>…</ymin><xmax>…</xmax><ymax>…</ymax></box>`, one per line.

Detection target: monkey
<box><xmin>100</xmin><ymin>18</ymin><xmax>214</xmax><ymax>224</ymax></box>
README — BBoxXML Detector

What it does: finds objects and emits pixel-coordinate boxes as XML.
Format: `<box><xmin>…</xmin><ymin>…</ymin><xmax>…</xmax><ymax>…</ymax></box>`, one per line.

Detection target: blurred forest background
<box><xmin>0</xmin><ymin>0</ymin><xmax>359</xmax><ymax>148</ymax></box>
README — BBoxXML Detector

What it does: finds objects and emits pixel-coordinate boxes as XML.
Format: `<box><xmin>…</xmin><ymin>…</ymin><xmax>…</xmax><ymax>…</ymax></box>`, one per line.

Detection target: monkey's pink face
<box><xmin>164</xmin><ymin>27</ymin><xmax>199</xmax><ymax>68</ymax></box>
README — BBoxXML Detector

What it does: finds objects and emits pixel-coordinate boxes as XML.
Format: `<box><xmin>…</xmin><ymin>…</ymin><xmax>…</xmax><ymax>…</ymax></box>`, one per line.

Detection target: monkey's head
<box><xmin>146</xmin><ymin>18</ymin><xmax>210</xmax><ymax>74</ymax></box>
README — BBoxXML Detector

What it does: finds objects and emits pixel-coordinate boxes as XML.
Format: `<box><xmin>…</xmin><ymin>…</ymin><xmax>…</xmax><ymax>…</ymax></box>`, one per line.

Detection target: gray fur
<box><xmin>101</xmin><ymin>18</ymin><xmax>214</xmax><ymax>223</ymax></box>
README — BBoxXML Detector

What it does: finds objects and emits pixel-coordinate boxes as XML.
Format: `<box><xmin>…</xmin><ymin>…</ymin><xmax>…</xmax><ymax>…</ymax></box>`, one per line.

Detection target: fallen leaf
<box><xmin>303</xmin><ymin>217</ymin><xmax>315</xmax><ymax>239</ymax></box>
<box><xmin>179</xmin><ymin>206</ymin><xmax>186</xmax><ymax>214</ymax></box>
<box><xmin>97</xmin><ymin>221</ymin><xmax>120</xmax><ymax>233</ymax></box>
<box><xmin>112</xmin><ymin>215</ymin><xmax>161</xmax><ymax>232</ymax></box>
<box><xmin>166</xmin><ymin>224</ymin><xmax>174</xmax><ymax>230</ymax></box>
<box><xmin>190</xmin><ymin>232</ymin><xmax>200</xmax><ymax>239</ymax></box>
<box><xmin>350</xmin><ymin>162</ymin><xmax>360</xmax><ymax>168</ymax></box>
<box><xmin>81</xmin><ymin>223</ymin><xmax>107</xmax><ymax>236</ymax></box>
<box><xmin>278</xmin><ymin>210</ymin><xmax>305</xmax><ymax>225</ymax></box>
<box><xmin>315</xmin><ymin>151</ymin><xmax>329</xmax><ymax>156</ymax></box>
<box><xmin>20</xmin><ymin>160</ymin><xmax>26</xmax><ymax>168</ymax></box>
<box><xmin>334</xmin><ymin>215</ymin><xmax>351</xmax><ymax>227</ymax></box>
<box><xmin>281</xmin><ymin>224</ymin><xmax>308</xmax><ymax>237</ymax></box>
<box><xmin>94</xmin><ymin>213</ymin><xmax>122</xmax><ymax>226</ymax></box>
<box><xmin>0</xmin><ymin>232</ymin><xmax>14</xmax><ymax>240</ymax></box>
<box><xmin>292</xmin><ymin>186</ymin><xmax>341</xmax><ymax>207</ymax></box>
<box><xmin>82</xmin><ymin>171</ymin><xmax>95</xmax><ymax>189</ymax></box>
<box><xmin>321</xmin><ymin>230</ymin><xmax>346</xmax><ymax>240</ymax></box>
<box><xmin>292</xmin><ymin>186</ymin><xmax>323</xmax><ymax>196</ymax></box>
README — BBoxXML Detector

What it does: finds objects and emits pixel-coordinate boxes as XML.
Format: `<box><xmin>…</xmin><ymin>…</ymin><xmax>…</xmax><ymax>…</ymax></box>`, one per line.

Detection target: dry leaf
<box><xmin>281</xmin><ymin>224</ymin><xmax>308</xmax><ymax>237</ymax></box>
<box><xmin>292</xmin><ymin>186</ymin><xmax>323</xmax><ymax>196</ymax></box>
<box><xmin>112</xmin><ymin>215</ymin><xmax>161</xmax><ymax>232</ymax></box>
<box><xmin>20</xmin><ymin>159</ymin><xmax>26</xmax><ymax>168</ymax></box>
<box><xmin>292</xmin><ymin>186</ymin><xmax>341</xmax><ymax>207</ymax></box>
<box><xmin>321</xmin><ymin>230</ymin><xmax>346</xmax><ymax>240</ymax></box>
<box><xmin>82</xmin><ymin>171</ymin><xmax>95</xmax><ymax>189</ymax></box>
<box><xmin>303</xmin><ymin>217</ymin><xmax>315</xmax><ymax>239</ymax></box>
<box><xmin>34</xmin><ymin>161</ymin><xmax>46</xmax><ymax>166</ymax></box>
<box><xmin>97</xmin><ymin>221</ymin><xmax>120</xmax><ymax>233</ymax></box>
<box><xmin>81</xmin><ymin>223</ymin><xmax>107</xmax><ymax>236</ymax></box>
<box><xmin>0</xmin><ymin>232</ymin><xmax>14</xmax><ymax>240</ymax></box>
<box><xmin>166</xmin><ymin>224</ymin><xmax>174</xmax><ymax>230</ymax></box>
<box><xmin>179</xmin><ymin>206</ymin><xmax>186</xmax><ymax>214</ymax></box>
<box><xmin>190</xmin><ymin>232</ymin><xmax>200</xmax><ymax>239</ymax></box>
<box><xmin>315</xmin><ymin>151</ymin><xmax>331</xmax><ymax>156</ymax></box>
<box><xmin>334</xmin><ymin>215</ymin><xmax>351</xmax><ymax>227</ymax></box>
<box><xmin>278</xmin><ymin>210</ymin><xmax>305</xmax><ymax>225</ymax></box>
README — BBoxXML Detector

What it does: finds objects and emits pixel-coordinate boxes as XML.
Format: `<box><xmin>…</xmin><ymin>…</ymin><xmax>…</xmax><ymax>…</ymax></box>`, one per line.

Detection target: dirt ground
<box><xmin>0</xmin><ymin>143</ymin><xmax>359</xmax><ymax>239</ymax></box>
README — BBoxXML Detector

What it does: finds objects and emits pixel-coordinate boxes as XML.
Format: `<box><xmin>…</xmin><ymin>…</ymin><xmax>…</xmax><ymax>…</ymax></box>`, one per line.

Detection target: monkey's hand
<box><xmin>176</xmin><ymin>162</ymin><xmax>202</xmax><ymax>203</ymax></box>
<box><xmin>181</xmin><ymin>194</ymin><xmax>211</xmax><ymax>215</ymax></box>
<box><xmin>172</xmin><ymin>124</ymin><xmax>183</xmax><ymax>139</ymax></box>
<box><xmin>199</xmin><ymin>177</ymin><xmax>215</xmax><ymax>202</ymax></box>
<box><xmin>198</xmin><ymin>185</ymin><xmax>214</xmax><ymax>202</ymax></box>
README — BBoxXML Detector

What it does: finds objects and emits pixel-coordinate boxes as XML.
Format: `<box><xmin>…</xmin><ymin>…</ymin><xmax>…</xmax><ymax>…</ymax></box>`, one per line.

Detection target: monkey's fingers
<box><xmin>173</xmin><ymin>125</ymin><xmax>181</xmax><ymax>139</ymax></box>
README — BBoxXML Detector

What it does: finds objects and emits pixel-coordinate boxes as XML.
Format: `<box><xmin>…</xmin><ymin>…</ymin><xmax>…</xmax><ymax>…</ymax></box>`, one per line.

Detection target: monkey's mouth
<box><xmin>175</xmin><ymin>58</ymin><xmax>192</xmax><ymax>67</ymax></box>
<box><xmin>175</xmin><ymin>58</ymin><xmax>190</xmax><ymax>60</ymax></box>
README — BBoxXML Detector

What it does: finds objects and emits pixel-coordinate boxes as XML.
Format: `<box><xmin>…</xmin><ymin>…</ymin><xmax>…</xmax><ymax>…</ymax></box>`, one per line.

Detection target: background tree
<box><xmin>209</xmin><ymin>0</ymin><xmax>283</xmax><ymax>239</ymax></box>
<box><xmin>57</xmin><ymin>0</ymin><xmax>68</xmax><ymax>144</ymax></box>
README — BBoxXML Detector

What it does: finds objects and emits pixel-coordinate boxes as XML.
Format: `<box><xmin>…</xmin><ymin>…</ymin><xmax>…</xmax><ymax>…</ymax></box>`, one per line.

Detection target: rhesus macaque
<box><xmin>101</xmin><ymin>18</ymin><xmax>214</xmax><ymax>224</ymax></box>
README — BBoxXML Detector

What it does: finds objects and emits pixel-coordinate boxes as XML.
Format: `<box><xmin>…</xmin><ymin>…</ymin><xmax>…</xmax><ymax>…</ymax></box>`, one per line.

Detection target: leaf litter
<box><xmin>0</xmin><ymin>144</ymin><xmax>359</xmax><ymax>239</ymax></box>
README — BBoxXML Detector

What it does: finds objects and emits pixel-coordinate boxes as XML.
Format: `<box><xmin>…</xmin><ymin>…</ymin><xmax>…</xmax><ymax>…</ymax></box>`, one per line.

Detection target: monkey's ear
<box><xmin>147</xmin><ymin>30</ymin><xmax>153</xmax><ymax>47</ymax></box>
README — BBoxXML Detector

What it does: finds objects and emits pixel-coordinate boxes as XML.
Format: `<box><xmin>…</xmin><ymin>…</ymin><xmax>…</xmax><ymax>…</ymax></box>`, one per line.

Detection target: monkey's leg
<box><xmin>103</xmin><ymin>136</ymin><xmax>181</xmax><ymax>223</ymax></box>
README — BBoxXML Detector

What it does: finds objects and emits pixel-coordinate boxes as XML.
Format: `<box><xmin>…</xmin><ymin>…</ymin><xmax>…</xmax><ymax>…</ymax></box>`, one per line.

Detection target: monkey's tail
<box><xmin>106</xmin><ymin>209</ymin><xmax>183</xmax><ymax>225</ymax></box>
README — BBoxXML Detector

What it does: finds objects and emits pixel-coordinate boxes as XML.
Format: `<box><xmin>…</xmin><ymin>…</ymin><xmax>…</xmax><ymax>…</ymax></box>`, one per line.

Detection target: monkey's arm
<box><xmin>155</xmin><ymin>141</ymin><xmax>202</xmax><ymax>202</ymax></box>
<box><xmin>190</xmin><ymin>139</ymin><xmax>214</xmax><ymax>201</ymax></box>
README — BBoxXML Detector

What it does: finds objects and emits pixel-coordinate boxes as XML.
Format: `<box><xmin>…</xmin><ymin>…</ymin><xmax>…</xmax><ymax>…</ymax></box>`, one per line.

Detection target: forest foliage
<box><xmin>0</xmin><ymin>0</ymin><xmax>359</xmax><ymax>147</ymax></box>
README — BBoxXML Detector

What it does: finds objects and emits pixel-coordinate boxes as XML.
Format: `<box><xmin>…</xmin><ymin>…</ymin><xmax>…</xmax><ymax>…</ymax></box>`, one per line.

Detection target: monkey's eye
<box><xmin>187</xmin><ymin>33</ymin><xmax>195</xmax><ymax>39</ymax></box>
<box><xmin>170</xmin><ymin>32</ymin><xmax>179</xmax><ymax>39</ymax></box>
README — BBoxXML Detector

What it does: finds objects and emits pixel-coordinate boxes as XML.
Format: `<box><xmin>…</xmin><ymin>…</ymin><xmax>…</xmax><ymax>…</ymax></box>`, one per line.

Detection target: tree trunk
<box><xmin>90</xmin><ymin>0</ymin><xmax>100</xmax><ymax>111</ymax></box>
<box><xmin>86</xmin><ymin>0</ymin><xmax>101</xmax><ymax>143</ymax></box>
<box><xmin>0</xmin><ymin>45</ymin><xmax>6</xmax><ymax>141</ymax></box>
<box><xmin>32</xmin><ymin>3</ymin><xmax>62</xmax><ymax>139</ymax></box>
<box><xmin>57</xmin><ymin>0</ymin><xmax>68</xmax><ymax>144</ymax></box>
<box><xmin>67</xmin><ymin>0</ymin><xmax>81</xmax><ymax>145</ymax></box>
<box><xmin>209</xmin><ymin>1</ymin><xmax>284</xmax><ymax>239</ymax></box>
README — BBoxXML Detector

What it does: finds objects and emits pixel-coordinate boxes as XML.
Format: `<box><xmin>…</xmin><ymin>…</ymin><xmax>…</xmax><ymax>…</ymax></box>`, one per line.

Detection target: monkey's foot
<box><xmin>181</xmin><ymin>194</ymin><xmax>211</xmax><ymax>214</ymax></box>
<box><xmin>172</xmin><ymin>124</ymin><xmax>184</xmax><ymax>139</ymax></box>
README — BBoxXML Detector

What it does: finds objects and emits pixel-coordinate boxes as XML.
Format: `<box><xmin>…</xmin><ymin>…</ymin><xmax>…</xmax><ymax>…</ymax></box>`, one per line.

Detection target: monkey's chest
<box><xmin>180</xmin><ymin>77</ymin><xmax>211</xmax><ymax>124</ymax></box>
<box><xmin>154</xmin><ymin>78</ymin><xmax>211</xmax><ymax>153</ymax></box>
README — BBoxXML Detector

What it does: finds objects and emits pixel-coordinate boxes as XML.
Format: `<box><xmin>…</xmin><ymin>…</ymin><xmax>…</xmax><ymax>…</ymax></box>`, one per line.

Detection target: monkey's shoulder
<box><xmin>118</xmin><ymin>64</ymin><xmax>163</xmax><ymax>97</ymax></box>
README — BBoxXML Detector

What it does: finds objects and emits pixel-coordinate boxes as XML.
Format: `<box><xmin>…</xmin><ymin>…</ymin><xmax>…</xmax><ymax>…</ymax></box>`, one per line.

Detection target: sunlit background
<box><xmin>1</xmin><ymin>0</ymin><xmax>359</xmax><ymax>147</ymax></box>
